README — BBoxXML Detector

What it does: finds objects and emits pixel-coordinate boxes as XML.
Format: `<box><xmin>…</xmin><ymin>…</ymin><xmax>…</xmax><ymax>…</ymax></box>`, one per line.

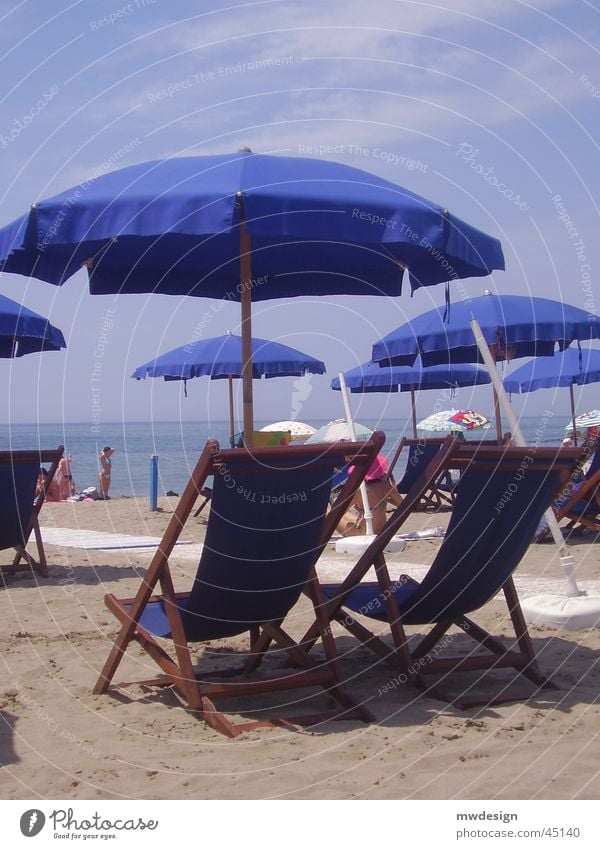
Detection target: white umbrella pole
<box><xmin>470</xmin><ymin>319</ymin><xmax>581</xmax><ymax>596</ymax></box>
<box><xmin>338</xmin><ymin>372</ymin><xmax>374</xmax><ymax>535</ymax></box>
<box><xmin>410</xmin><ymin>386</ymin><xmax>418</xmax><ymax>438</ymax></box>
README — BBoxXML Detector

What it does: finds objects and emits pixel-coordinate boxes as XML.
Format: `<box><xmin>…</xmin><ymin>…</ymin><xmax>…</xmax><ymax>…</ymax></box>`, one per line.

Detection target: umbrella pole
<box><xmin>410</xmin><ymin>386</ymin><xmax>417</xmax><ymax>438</ymax></box>
<box><xmin>228</xmin><ymin>376</ymin><xmax>235</xmax><ymax>448</ymax></box>
<box><xmin>493</xmin><ymin>373</ymin><xmax>502</xmax><ymax>444</ymax></box>
<box><xmin>238</xmin><ymin>194</ymin><xmax>254</xmax><ymax>448</ymax></box>
<box><xmin>570</xmin><ymin>383</ymin><xmax>577</xmax><ymax>447</ymax></box>
<box><xmin>470</xmin><ymin>318</ymin><xmax>582</xmax><ymax>596</ymax></box>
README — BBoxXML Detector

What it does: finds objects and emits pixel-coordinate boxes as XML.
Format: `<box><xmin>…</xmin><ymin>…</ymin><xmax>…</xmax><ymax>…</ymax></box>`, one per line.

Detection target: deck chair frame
<box><xmin>388</xmin><ymin>437</ymin><xmax>455</xmax><ymax>510</ymax></box>
<box><xmin>539</xmin><ymin>438</ymin><xmax>600</xmax><ymax>537</ymax></box>
<box><xmin>1</xmin><ymin>446</ymin><xmax>63</xmax><ymax>578</ymax></box>
<box><xmin>94</xmin><ymin>434</ymin><xmax>385</xmax><ymax>737</ymax></box>
<box><xmin>302</xmin><ymin>442</ymin><xmax>581</xmax><ymax>707</ymax></box>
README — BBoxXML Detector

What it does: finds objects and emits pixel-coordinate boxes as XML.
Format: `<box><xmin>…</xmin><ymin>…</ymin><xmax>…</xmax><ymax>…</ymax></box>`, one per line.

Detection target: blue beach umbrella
<box><xmin>0</xmin><ymin>150</ymin><xmax>504</xmax><ymax>442</ymax></box>
<box><xmin>372</xmin><ymin>291</ymin><xmax>600</xmax><ymax>439</ymax></box>
<box><xmin>372</xmin><ymin>292</ymin><xmax>600</xmax><ymax>368</ymax></box>
<box><xmin>0</xmin><ymin>292</ymin><xmax>65</xmax><ymax>357</ymax></box>
<box><xmin>504</xmin><ymin>346</ymin><xmax>600</xmax><ymax>445</ymax></box>
<box><xmin>331</xmin><ymin>359</ymin><xmax>491</xmax><ymax>437</ymax></box>
<box><xmin>132</xmin><ymin>332</ymin><xmax>325</xmax><ymax>446</ymax></box>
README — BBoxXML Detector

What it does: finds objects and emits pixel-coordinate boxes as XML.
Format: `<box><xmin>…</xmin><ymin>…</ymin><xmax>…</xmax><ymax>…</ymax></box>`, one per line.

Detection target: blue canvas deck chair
<box><xmin>94</xmin><ymin>434</ymin><xmax>384</xmax><ymax>737</ymax></box>
<box><xmin>389</xmin><ymin>437</ymin><xmax>454</xmax><ymax>510</ymax></box>
<box><xmin>1</xmin><ymin>447</ymin><xmax>64</xmax><ymax>579</ymax></box>
<box><xmin>303</xmin><ymin>442</ymin><xmax>580</xmax><ymax>707</ymax></box>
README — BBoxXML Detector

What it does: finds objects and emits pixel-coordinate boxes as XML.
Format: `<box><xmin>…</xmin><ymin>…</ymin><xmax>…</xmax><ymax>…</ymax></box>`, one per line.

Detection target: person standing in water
<box><xmin>99</xmin><ymin>446</ymin><xmax>115</xmax><ymax>500</ymax></box>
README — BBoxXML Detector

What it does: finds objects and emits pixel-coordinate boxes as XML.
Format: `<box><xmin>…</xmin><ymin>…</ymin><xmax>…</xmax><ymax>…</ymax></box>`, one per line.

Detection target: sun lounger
<box><xmin>388</xmin><ymin>437</ymin><xmax>454</xmax><ymax>509</ymax></box>
<box><xmin>302</xmin><ymin>442</ymin><xmax>580</xmax><ymax>706</ymax></box>
<box><xmin>93</xmin><ymin>434</ymin><xmax>384</xmax><ymax>737</ymax></box>
<box><xmin>1</xmin><ymin>446</ymin><xmax>64</xmax><ymax>578</ymax></box>
<box><xmin>537</xmin><ymin>437</ymin><xmax>600</xmax><ymax>539</ymax></box>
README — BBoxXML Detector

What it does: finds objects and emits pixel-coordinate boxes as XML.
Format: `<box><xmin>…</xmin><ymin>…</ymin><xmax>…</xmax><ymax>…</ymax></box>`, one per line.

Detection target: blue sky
<box><xmin>1</xmin><ymin>0</ymin><xmax>600</xmax><ymax>431</ymax></box>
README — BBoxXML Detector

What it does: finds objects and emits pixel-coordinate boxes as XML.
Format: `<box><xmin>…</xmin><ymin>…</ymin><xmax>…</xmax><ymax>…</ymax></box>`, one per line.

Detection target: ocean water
<box><xmin>0</xmin><ymin>415</ymin><xmax>574</xmax><ymax>499</ymax></box>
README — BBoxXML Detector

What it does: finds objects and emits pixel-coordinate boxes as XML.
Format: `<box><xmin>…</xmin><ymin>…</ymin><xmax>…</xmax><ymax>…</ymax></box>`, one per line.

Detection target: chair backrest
<box><xmin>0</xmin><ymin>448</ymin><xmax>63</xmax><ymax>551</ymax></box>
<box><xmin>584</xmin><ymin>438</ymin><xmax>600</xmax><ymax>479</ymax></box>
<box><xmin>394</xmin><ymin>438</ymin><xmax>446</xmax><ymax>493</ymax></box>
<box><xmin>181</xmin><ymin>438</ymin><xmax>383</xmax><ymax>640</ymax></box>
<box><xmin>399</xmin><ymin>446</ymin><xmax>580</xmax><ymax>624</ymax></box>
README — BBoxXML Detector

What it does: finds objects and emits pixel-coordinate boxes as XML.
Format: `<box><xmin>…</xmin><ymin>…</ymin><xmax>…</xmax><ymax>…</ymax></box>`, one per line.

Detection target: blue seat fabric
<box><xmin>0</xmin><ymin>462</ymin><xmax>38</xmax><ymax>550</ymax></box>
<box><xmin>395</xmin><ymin>443</ymin><xmax>442</xmax><ymax>494</ymax></box>
<box><xmin>136</xmin><ymin>457</ymin><xmax>339</xmax><ymax>640</ymax></box>
<box><xmin>322</xmin><ymin>461</ymin><xmax>562</xmax><ymax>625</ymax></box>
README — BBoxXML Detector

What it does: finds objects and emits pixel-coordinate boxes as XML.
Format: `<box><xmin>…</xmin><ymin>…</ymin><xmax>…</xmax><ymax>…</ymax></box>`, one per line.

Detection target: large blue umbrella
<box><xmin>504</xmin><ymin>347</ymin><xmax>600</xmax><ymax>445</ymax></box>
<box><xmin>372</xmin><ymin>291</ymin><xmax>600</xmax><ymax>438</ymax></box>
<box><xmin>0</xmin><ymin>292</ymin><xmax>65</xmax><ymax>357</ymax></box>
<box><xmin>331</xmin><ymin>359</ymin><xmax>491</xmax><ymax>437</ymax></box>
<box><xmin>372</xmin><ymin>292</ymin><xmax>600</xmax><ymax>367</ymax></box>
<box><xmin>132</xmin><ymin>332</ymin><xmax>325</xmax><ymax>446</ymax></box>
<box><xmin>0</xmin><ymin>150</ymin><xmax>503</xmax><ymax>442</ymax></box>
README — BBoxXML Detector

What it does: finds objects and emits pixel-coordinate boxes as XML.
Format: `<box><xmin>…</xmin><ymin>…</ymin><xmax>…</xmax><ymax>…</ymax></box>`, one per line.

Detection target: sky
<box><xmin>1</xmin><ymin>0</ymin><xmax>600</xmax><ymax>433</ymax></box>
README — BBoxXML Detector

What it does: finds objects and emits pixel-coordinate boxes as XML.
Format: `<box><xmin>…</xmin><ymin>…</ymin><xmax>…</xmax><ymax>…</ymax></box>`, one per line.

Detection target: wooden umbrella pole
<box><xmin>228</xmin><ymin>376</ymin><xmax>235</xmax><ymax>448</ymax></box>
<box><xmin>238</xmin><ymin>193</ymin><xmax>254</xmax><ymax>448</ymax></box>
<box><xmin>570</xmin><ymin>383</ymin><xmax>577</xmax><ymax>447</ymax></box>
<box><xmin>411</xmin><ymin>386</ymin><xmax>417</xmax><ymax>438</ymax></box>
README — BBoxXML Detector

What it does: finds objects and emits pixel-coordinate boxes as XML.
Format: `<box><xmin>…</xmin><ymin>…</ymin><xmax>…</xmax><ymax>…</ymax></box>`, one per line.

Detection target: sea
<box><xmin>0</xmin><ymin>415</ymin><xmax>574</xmax><ymax>500</ymax></box>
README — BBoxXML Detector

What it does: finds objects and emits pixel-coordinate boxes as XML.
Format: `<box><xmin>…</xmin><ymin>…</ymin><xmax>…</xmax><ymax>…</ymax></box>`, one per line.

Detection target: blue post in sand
<box><xmin>149</xmin><ymin>454</ymin><xmax>158</xmax><ymax>511</ymax></box>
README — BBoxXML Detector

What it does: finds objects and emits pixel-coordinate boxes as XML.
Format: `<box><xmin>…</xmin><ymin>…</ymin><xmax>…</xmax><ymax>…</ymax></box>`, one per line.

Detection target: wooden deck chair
<box><xmin>538</xmin><ymin>438</ymin><xmax>600</xmax><ymax>537</ymax></box>
<box><xmin>94</xmin><ymin>433</ymin><xmax>384</xmax><ymax>737</ymax></box>
<box><xmin>303</xmin><ymin>442</ymin><xmax>581</xmax><ymax>707</ymax></box>
<box><xmin>388</xmin><ymin>437</ymin><xmax>454</xmax><ymax>509</ymax></box>
<box><xmin>1</xmin><ymin>446</ymin><xmax>64</xmax><ymax>578</ymax></box>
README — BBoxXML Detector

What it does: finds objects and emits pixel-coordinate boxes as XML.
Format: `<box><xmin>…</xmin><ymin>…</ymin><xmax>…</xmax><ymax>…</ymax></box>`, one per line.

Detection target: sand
<box><xmin>1</xmin><ymin>495</ymin><xmax>600</xmax><ymax>800</ymax></box>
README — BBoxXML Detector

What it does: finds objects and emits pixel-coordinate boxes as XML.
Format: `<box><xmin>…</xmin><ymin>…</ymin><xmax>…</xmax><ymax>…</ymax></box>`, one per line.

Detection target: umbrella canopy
<box><xmin>0</xmin><ymin>150</ymin><xmax>504</xmax><ymax>443</ymax></box>
<box><xmin>504</xmin><ymin>347</ymin><xmax>600</xmax><ymax>394</ymax></box>
<box><xmin>306</xmin><ymin>419</ymin><xmax>374</xmax><ymax>443</ymax></box>
<box><xmin>417</xmin><ymin>409</ymin><xmax>491</xmax><ymax>432</ymax></box>
<box><xmin>504</xmin><ymin>347</ymin><xmax>600</xmax><ymax>445</ymax></box>
<box><xmin>259</xmin><ymin>420</ymin><xmax>316</xmax><ymax>441</ymax></box>
<box><xmin>372</xmin><ymin>291</ymin><xmax>600</xmax><ymax>367</ymax></box>
<box><xmin>372</xmin><ymin>291</ymin><xmax>600</xmax><ymax>439</ymax></box>
<box><xmin>0</xmin><ymin>292</ymin><xmax>66</xmax><ymax>357</ymax></box>
<box><xmin>0</xmin><ymin>152</ymin><xmax>504</xmax><ymax>296</ymax></box>
<box><xmin>565</xmin><ymin>410</ymin><xmax>600</xmax><ymax>431</ymax></box>
<box><xmin>132</xmin><ymin>333</ymin><xmax>325</xmax><ymax>381</ymax></box>
<box><xmin>331</xmin><ymin>359</ymin><xmax>490</xmax><ymax>392</ymax></box>
<box><xmin>331</xmin><ymin>359</ymin><xmax>491</xmax><ymax>437</ymax></box>
<box><xmin>132</xmin><ymin>333</ymin><xmax>325</xmax><ymax>447</ymax></box>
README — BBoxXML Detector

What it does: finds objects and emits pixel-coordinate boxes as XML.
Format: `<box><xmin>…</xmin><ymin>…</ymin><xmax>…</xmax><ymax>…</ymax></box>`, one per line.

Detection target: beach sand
<box><xmin>1</xmin><ymin>495</ymin><xmax>600</xmax><ymax>800</ymax></box>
